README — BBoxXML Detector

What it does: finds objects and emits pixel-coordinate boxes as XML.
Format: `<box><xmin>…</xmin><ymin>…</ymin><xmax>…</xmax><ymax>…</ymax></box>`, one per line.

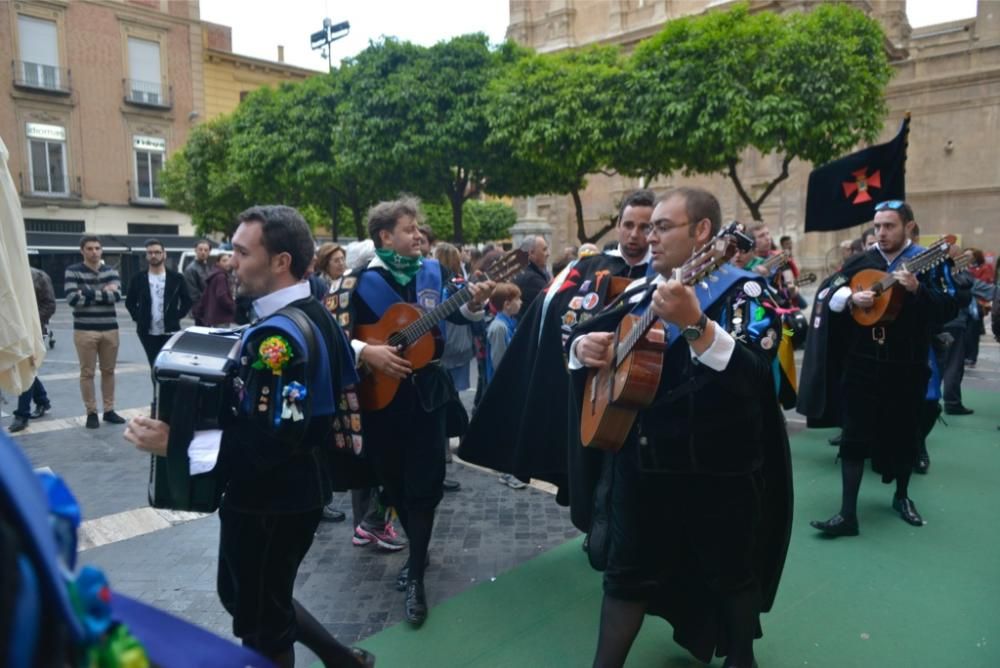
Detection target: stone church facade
<box><xmin>507</xmin><ymin>0</ymin><xmax>1000</xmax><ymax>272</ymax></box>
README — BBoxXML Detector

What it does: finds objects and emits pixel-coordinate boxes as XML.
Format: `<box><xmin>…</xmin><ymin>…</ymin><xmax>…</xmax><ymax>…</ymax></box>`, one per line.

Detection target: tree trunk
<box><xmin>726</xmin><ymin>156</ymin><xmax>792</xmax><ymax>223</ymax></box>
<box><xmin>573</xmin><ymin>188</ymin><xmax>615</xmax><ymax>244</ymax></box>
<box><xmin>350</xmin><ymin>203</ymin><xmax>365</xmax><ymax>240</ymax></box>
<box><xmin>450</xmin><ymin>169</ymin><xmax>469</xmax><ymax>244</ymax></box>
<box><xmin>450</xmin><ymin>189</ymin><xmax>464</xmax><ymax>244</ymax></box>
<box><xmin>329</xmin><ymin>189</ymin><xmax>340</xmax><ymax>241</ymax></box>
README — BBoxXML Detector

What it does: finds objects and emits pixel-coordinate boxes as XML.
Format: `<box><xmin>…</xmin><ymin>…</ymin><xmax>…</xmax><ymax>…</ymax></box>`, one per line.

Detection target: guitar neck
<box><xmin>395</xmin><ymin>288</ymin><xmax>472</xmax><ymax>345</ymax></box>
<box><xmin>763</xmin><ymin>252</ymin><xmax>788</xmax><ymax>271</ymax></box>
<box><xmin>873</xmin><ymin>242</ymin><xmax>949</xmax><ymax>293</ymax></box>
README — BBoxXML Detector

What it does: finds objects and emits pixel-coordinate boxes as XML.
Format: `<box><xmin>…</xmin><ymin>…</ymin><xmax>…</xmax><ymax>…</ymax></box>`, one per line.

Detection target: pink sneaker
<box><xmin>357</xmin><ymin>521</ymin><xmax>408</xmax><ymax>551</ymax></box>
<box><xmin>352</xmin><ymin>526</ymin><xmax>374</xmax><ymax>547</ymax></box>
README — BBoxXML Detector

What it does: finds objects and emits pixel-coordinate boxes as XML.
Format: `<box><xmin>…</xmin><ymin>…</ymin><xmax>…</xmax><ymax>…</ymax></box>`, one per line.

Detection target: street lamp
<box><xmin>310</xmin><ymin>17</ymin><xmax>350</xmax><ymax>72</ymax></box>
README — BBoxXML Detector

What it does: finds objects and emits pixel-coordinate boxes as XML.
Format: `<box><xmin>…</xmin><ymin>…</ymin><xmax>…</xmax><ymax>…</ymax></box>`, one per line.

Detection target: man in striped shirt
<box><xmin>65</xmin><ymin>236</ymin><xmax>127</xmax><ymax>429</ymax></box>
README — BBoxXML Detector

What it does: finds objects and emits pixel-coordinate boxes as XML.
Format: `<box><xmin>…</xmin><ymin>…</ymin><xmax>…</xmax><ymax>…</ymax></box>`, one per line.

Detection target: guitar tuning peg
<box><xmin>709</xmin><ymin>275</ymin><xmax>719</xmax><ymax>282</ymax></box>
<box><xmin>700</xmin><ymin>280</ymin><xmax>709</xmax><ymax>290</ymax></box>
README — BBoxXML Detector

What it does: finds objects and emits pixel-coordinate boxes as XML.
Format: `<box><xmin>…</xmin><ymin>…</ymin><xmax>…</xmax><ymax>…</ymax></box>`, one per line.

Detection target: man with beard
<box><xmin>126</xmin><ymin>239</ymin><xmax>192</xmax><ymax>367</ymax></box>
<box><xmin>459</xmin><ymin>189</ymin><xmax>656</xmax><ymax>505</ymax></box>
<box><xmin>807</xmin><ymin>200</ymin><xmax>956</xmax><ymax>535</ymax></box>
<box><xmin>125</xmin><ymin>206</ymin><xmax>373</xmax><ymax>667</ymax></box>
<box><xmin>568</xmin><ymin>187</ymin><xmax>790</xmax><ymax>668</ymax></box>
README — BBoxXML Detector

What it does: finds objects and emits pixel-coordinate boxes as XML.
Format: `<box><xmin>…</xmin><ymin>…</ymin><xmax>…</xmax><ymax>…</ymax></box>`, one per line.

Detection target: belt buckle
<box><xmin>872</xmin><ymin>326</ymin><xmax>886</xmax><ymax>346</ymax></box>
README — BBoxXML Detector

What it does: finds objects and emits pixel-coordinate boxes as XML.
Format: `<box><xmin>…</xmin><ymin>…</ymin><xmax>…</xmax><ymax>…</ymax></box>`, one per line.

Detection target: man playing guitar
<box><xmin>345</xmin><ymin>197</ymin><xmax>493</xmax><ymax>626</ymax></box>
<box><xmin>568</xmin><ymin>187</ymin><xmax>792</xmax><ymax>668</ymax></box>
<box><xmin>808</xmin><ymin>199</ymin><xmax>957</xmax><ymax>536</ymax></box>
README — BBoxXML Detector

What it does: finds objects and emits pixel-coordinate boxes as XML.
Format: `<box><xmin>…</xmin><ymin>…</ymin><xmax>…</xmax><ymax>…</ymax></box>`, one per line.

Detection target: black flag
<box><xmin>804</xmin><ymin>116</ymin><xmax>909</xmax><ymax>233</ymax></box>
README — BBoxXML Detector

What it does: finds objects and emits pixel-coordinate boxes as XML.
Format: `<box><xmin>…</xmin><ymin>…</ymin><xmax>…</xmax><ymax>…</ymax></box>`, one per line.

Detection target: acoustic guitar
<box><xmin>356</xmin><ymin>249</ymin><xmax>528</xmax><ymax>411</ymax></box>
<box><xmin>849</xmin><ymin>235</ymin><xmax>956</xmax><ymax>327</ymax></box>
<box><xmin>795</xmin><ymin>272</ymin><xmax>818</xmax><ymax>288</ymax></box>
<box><xmin>580</xmin><ymin>223</ymin><xmax>754</xmax><ymax>451</ymax></box>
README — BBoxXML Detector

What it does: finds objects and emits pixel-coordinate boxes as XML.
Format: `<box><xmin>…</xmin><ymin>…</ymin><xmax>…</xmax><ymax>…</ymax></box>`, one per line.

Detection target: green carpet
<box><xmin>353</xmin><ymin>389</ymin><xmax>1000</xmax><ymax>667</ymax></box>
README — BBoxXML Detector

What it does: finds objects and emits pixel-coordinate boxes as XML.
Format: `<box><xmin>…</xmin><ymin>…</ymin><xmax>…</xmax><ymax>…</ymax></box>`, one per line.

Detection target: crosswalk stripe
<box><xmin>9</xmin><ymin>406</ymin><xmax>150</xmax><ymax>437</ymax></box>
<box><xmin>39</xmin><ymin>363</ymin><xmax>150</xmax><ymax>383</ymax></box>
<box><xmin>78</xmin><ymin>507</ymin><xmax>211</xmax><ymax>551</ymax></box>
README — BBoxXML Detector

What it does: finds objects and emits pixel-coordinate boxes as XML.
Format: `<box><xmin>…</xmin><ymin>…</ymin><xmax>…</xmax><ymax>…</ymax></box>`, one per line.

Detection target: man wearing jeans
<box><xmin>65</xmin><ymin>236</ymin><xmax>127</xmax><ymax>429</ymax></box>
<box><xmin>8</xmin><ymin>268</ymin><xmax>56</xmax><ymax>433</ymax></box>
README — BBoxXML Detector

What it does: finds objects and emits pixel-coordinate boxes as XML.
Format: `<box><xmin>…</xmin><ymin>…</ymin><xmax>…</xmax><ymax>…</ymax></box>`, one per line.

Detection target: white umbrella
<box><xmin>0</xmin><ymin>135</ymin><xmax>45</xmax><ymax>395</ymax></box>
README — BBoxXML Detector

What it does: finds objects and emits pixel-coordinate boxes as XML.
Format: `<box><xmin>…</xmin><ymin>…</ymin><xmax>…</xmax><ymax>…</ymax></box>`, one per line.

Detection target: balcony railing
<box><xmin>12</xmin><ymin>60</ymin><xmax>71</xmax><ymax>95</ymax></box>
<box><xmin>123</xmin><ymin>78</ymin><xmax>172</xmax><ymax>109</ymax></box>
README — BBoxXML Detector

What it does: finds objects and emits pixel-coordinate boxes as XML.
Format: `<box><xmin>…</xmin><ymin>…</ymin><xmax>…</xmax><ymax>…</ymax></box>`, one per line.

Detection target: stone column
<box><xmin>510</xmin><ymin>196</ymin><xmax>553</xmax><ymax>252</ymax></box>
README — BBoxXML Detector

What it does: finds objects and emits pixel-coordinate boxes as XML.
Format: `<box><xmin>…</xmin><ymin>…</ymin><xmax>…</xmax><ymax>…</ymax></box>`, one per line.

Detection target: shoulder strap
<box><xmin>275</xmin><ymin>305</ymin><xmax>320</xmax><ymax>370</ymax></box>
<box><xmin>357</xmin><ymin>271</ymin><xmax>403</xmax><ymax>317</ymax></box>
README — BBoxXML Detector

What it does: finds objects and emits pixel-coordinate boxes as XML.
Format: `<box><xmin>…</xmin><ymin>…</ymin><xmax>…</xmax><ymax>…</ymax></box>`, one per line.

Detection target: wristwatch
<box><xmin>681</xmin><ymin>312</ymin><xmax>709</xmax><ymax>342</ymax></box>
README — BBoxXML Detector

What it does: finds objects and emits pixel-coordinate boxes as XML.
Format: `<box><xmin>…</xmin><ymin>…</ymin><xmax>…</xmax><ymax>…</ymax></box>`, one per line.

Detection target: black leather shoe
<box><xmin>404</xmin><ymin>580</ymin><xmax>428</xmax><ymax>626</ymax></box>
<box><xmin>810</xmin><ymin>514</ymin><xmax>859</xmax><ymax>537</ymax></box>
<box><xmin>85</xmin><ymin>413</ymin><xmax>99</xmax><ymax>429</ymax></box>
<box><xmin>30</xmin><ymin>403</ymin><xmax>51</xmax><ymax>419</ymax></box>
<box><xmin>9</xmin><ymin>416</ymin><xmax>28</xmax><ymax>433</ymax></box>
<box><xmin>321</xmin><ymin>505</ymin><xmax>346</xmax><ymax>522</ymax></box>
<box><xmin>944</xmin><ymin>404</ymin><xmax>974</xmax><ymax>416</ymax></box>
<box><xmin>103</xmin><ymin>410</ymin><xmax>127</xmax><ymax>424</ymax></box>
<box><xmin>349</xmin><ymin>647</ymin><xmax>376</xmax><ymax>667</ymax></box>
<box><xmin>892</xmin><ymin>497</ymin><xmax>925</xmax><ymax>526</ymax></box>
<box><xmin>828</xmin><ymin>433</ymin><xmax>843</xmax><ymax>447</ymax></box>
<box><xmin>443</xmin><ymin>478</ymin><xmax>461</xmax><ymax>492</ymax></box>
<box><xmin>396</xmin><ymin>562</ymin><xmax>410</xmax><ymax>591</ymax></box>
<box><xmin>914</xmin><ymin>452</ymin><xmax>930</xmax><ymax>475</ymax></box>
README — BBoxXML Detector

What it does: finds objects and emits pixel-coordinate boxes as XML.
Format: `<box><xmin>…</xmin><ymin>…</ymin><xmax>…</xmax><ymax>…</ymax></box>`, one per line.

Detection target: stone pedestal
<box><xmin>510</xmin><ymin>196</ymin><xmax>553</xmax><ymax>250</ymax></box>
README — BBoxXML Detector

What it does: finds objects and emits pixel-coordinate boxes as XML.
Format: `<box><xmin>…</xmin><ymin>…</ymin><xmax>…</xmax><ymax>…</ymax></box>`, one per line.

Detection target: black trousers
<box><xmin>217</xmin><ymin>502</ymin><xmax>322</xmax><ymax>654</ymax></box>
<box><xmin>362</xmin><ymin>383</ymin><xmax>446</xmax><ymax>513</ymax></box>
<box><xmin>138</xmin><ymin>332</ymin><xmax>173</xmax><ymax>367</ymax></box>
<box><xmin>937</xmin><ymin>326</ymin><xmax>967</xmax><ymax>407</ymax></box>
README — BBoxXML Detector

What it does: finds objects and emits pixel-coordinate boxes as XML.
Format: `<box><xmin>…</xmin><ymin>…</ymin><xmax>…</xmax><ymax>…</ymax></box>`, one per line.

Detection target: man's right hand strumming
<box><xmin>850</xmin><ymin>290</ymin><xmax>876</xmax><ymax>309</ymax></box>
<box><xmin>361</xmin><ymin>344</ymin><xmax>413</xmax><ymax>378</ymax></box>
<box><xmin>575</xmin><ymin>332</ymin><xmax>614</xmax><ymax>369</ymax></box>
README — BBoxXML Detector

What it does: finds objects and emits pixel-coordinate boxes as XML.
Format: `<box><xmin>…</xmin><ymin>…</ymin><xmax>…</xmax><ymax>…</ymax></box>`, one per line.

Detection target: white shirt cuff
<box><xmin>688</xmin><ymin>323</ymin><xmax>735</xmax><ymax>371</ymax></box>
<box><xmin>460</xmin><ymin>303</ymin><xmax>485</xmax><ymax>321</ymax></box>
<box><xmin>350</xmin><ymin>339</ymin><xmax>368</xmax><ymax>367</ymax></box>
<box><xmin>828</xmin><ymin>286</ymin><xmax>853</xmax><ymax>313</ymax></box>
<box><xmin>189</xmin><ymin>429</ymin><xmax>223</xmax><ymax>475</ymax></box>
<box><xmin>567</xmin><ymin>338</ymin><xmax>584</xmax><ymax>370</ymax></box>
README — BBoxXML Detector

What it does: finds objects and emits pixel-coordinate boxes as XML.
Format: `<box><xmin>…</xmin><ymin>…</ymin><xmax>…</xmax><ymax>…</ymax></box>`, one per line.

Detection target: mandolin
<box><xmin>849</xmin><ymin>235</ymin><xmax>956</xmax><ymax>327</ymax></box>
<box><xmin>579</xmin><ymin>223</ymin><xmax>753</xmax><ymax>451</ymax></box>
<box><xmin>356</xmin><ymin>249</ymin><xmax>527</xmax><ymax>411</ymax></box>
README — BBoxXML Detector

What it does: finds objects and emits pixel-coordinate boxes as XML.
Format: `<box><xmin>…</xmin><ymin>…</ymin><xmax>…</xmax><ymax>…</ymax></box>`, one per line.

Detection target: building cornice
<box><xmin>205</xmin><ymin>49</ymin><xmax>319</xmax><ymax>78</ymax></box>
<box><xmin>81</xmin><ymin>0</ymin><xmax>194</xmax><ymax>29</ymax></box>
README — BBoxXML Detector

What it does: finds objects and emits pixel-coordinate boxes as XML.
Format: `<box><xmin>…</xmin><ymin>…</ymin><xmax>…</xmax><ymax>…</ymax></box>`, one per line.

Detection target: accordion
<box><xmin>148</xmin><ymin>327</ymin><xmax>243</xmax><ymax>513</ymax></box>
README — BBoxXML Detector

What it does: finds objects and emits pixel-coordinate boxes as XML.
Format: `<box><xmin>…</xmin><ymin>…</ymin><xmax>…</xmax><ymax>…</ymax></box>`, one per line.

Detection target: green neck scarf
<box><xmin>375</xmin><ymin>248</ymin><xmax>423</xmax><ymax>286</ymax></box>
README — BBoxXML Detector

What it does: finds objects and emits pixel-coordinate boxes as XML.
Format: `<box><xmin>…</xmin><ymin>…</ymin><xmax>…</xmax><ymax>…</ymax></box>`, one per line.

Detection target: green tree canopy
<box><xmin>626</xmin><ymin>2</ymin><xmax>892</xmax><ymax>220</ymax></box>
<box><xmin>486</xmin><ymin>45</ymin><xmax>626</xmax><ymax>243</ymax></box>
<box><xmin>160</xmin><ymin>116</ymin><xmax>246</xmax><ymax>237</ymax></box>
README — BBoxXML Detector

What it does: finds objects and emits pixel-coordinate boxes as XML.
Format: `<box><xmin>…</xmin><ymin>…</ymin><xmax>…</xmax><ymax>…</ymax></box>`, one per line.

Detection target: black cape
<box><xmin>795</xmin><ymin>270</ymin><xmax>854</xmax><ymax>427</ymax></box>
<box><xmin>570</xmin><ymin>277</ymin><xmax>793</xmax><ymax>662</ymax></box>
<box><xmin>458</xmin><ymin>253</ymin><xmax>642</xmax><ymax>521</ymax></box>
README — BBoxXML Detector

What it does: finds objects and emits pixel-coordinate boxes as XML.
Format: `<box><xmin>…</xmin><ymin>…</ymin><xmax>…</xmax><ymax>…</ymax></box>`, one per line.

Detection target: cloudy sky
<box><xmin>199</xmin><ymin>0</ymin><xmax>979</xmax><ymax>73</ymax></box>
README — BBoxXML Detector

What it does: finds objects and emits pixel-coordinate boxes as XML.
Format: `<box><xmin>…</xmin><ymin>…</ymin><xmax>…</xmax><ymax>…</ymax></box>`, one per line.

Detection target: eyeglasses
<box><xmin>620</xmin><ymin>221</ymin><xmax>654</xmax><ymax>235</ymax></box>
<box><xmin>647</xmin><ymin>219</ymin><xmax>692</xmax><ymax>236</ymax></box>
<box><xmin>874</xmin><ymin>200</ymin><xmax>906</xmax><ymax>212</ymax></box>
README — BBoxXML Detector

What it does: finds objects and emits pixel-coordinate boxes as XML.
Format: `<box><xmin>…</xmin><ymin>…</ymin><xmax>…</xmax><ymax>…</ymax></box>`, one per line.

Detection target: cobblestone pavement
<box><xmin>8</xmin><ymin>301</ymin><xmax>1000</xmax><ymax>665</ymax></box>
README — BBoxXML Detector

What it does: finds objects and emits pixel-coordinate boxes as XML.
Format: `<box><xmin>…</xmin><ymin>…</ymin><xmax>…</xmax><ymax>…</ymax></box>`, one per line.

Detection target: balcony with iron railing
<box><xmin>12</xmin><ymin>60</ymin><xmax>71</xmax><ymax>95</ymax></box>
<box><xmin>122</xmin><ymin>78</ymin><xmax>172</xmax><ymax>109</ymax></box>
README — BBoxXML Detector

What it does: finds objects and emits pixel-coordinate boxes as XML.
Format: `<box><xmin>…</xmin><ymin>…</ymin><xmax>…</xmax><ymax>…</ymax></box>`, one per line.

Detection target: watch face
<box><xmin>682</xmin><ymin>327</ymin><xmax>701</xmax><ymax>341</ymax></box>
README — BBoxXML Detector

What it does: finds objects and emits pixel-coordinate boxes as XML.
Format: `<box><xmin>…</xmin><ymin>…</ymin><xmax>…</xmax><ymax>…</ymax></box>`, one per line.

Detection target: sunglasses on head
<box><xmin>874</xmin><ymin>200</ymin><xmax>906</xmax><ymax>212</ymax></box>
